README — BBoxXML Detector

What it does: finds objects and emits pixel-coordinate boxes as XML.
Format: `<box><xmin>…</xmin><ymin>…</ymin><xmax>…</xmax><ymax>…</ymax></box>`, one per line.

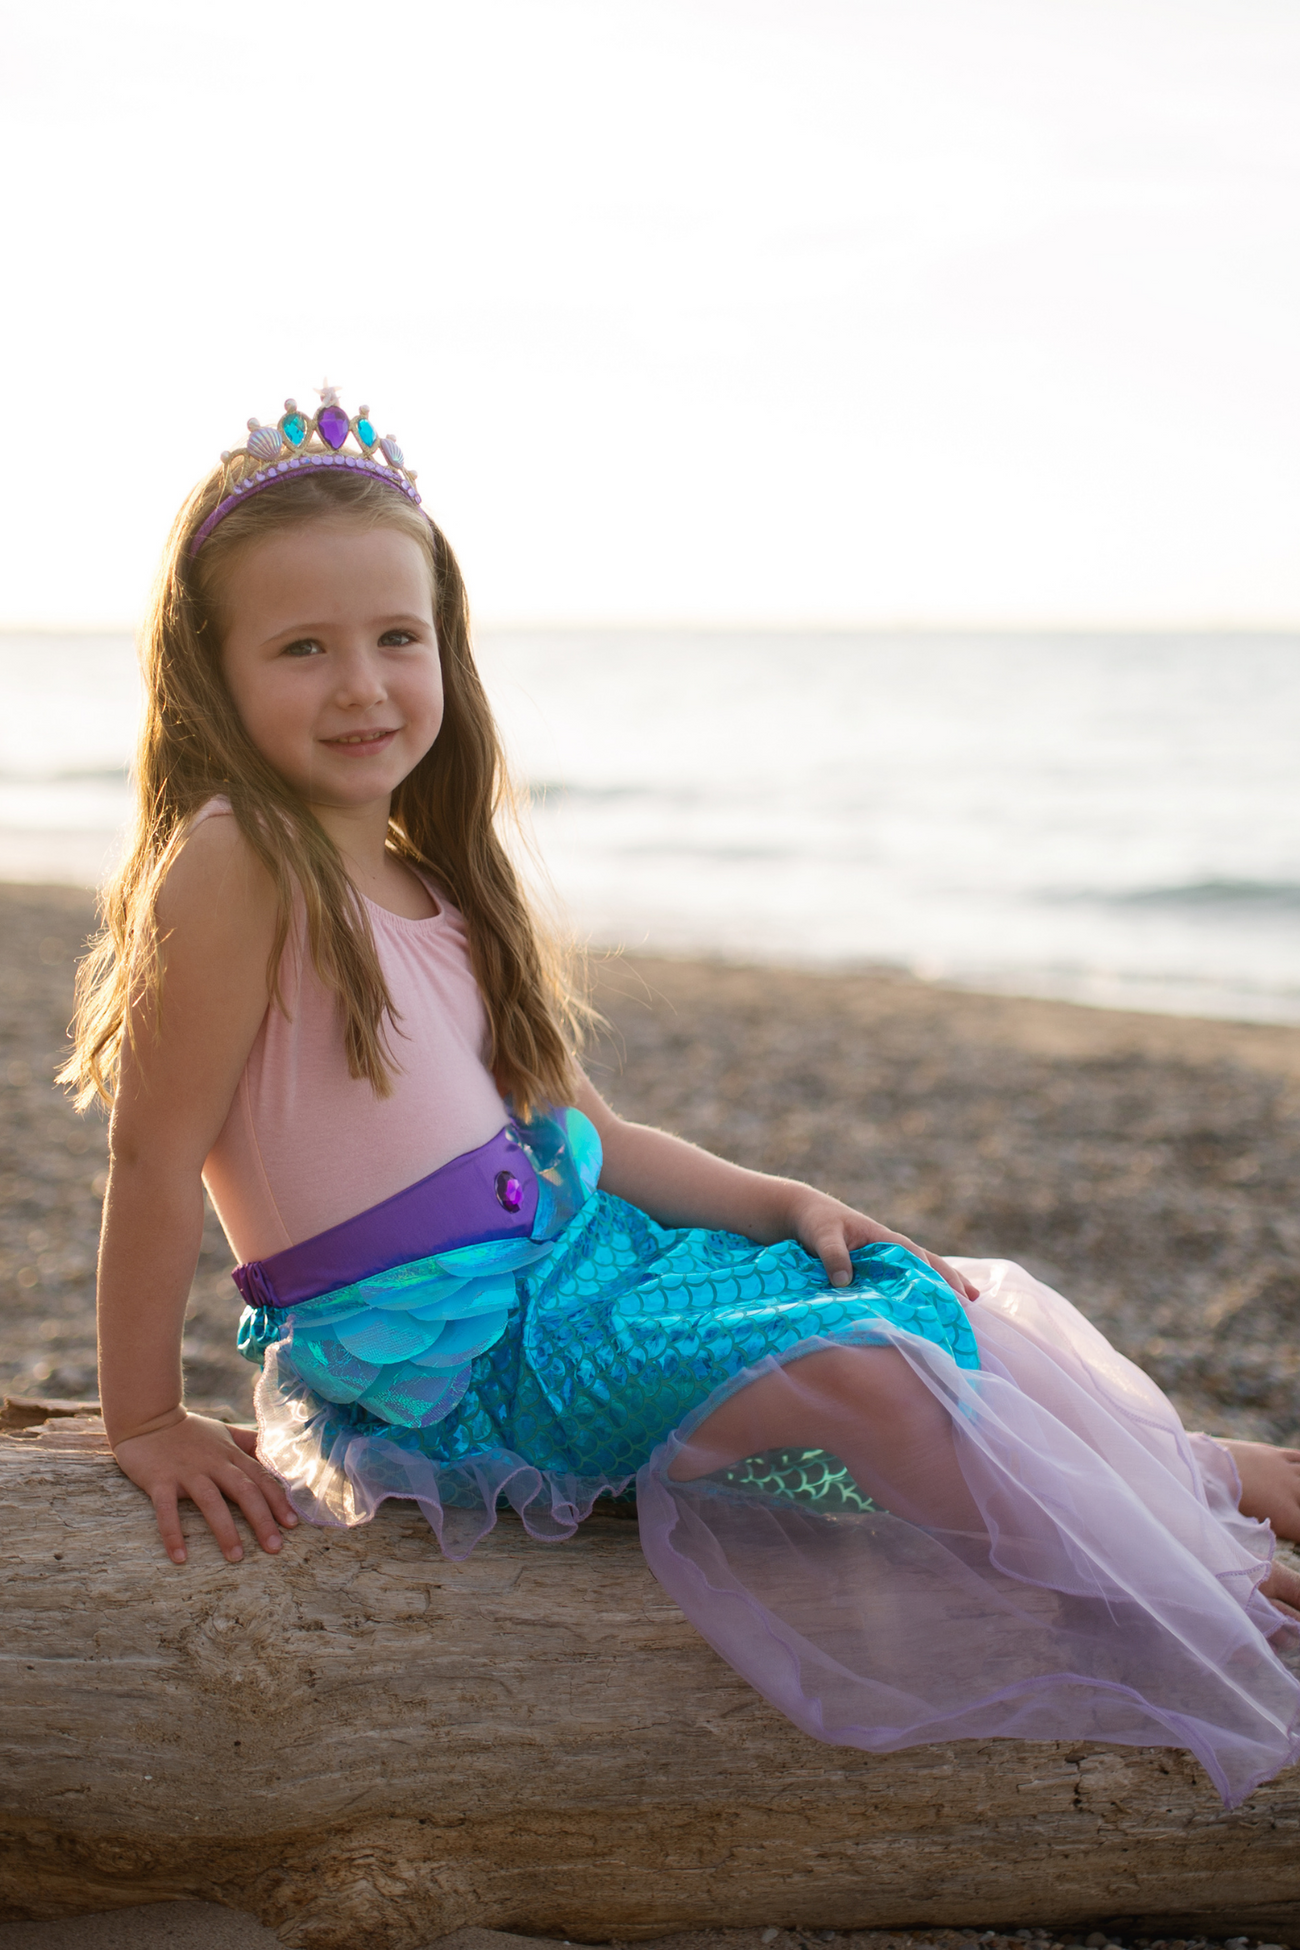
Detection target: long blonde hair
<box><xmin>64</xmin><ymin>464</ymin><xmax>586</xmax><ymax>1115</ymax></box>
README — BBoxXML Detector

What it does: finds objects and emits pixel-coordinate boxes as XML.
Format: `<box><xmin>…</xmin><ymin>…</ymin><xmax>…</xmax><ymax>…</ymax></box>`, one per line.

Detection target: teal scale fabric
<box><xmin>242</xmin><ymin>1189</ymin><xmax>979</xmax><ymax>1486</ymax></box>
<box><xmin>713</xmin><ymin>1446</ymin><xmax>879</xmax><ymax>1513</ymax></box>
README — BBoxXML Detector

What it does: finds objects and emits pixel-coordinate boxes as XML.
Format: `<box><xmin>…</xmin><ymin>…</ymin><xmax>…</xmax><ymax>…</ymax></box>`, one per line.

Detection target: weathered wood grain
<box><xmin>5</xmin><ymin>1411</ymin><xmax>1300</xmax><ymax>1950</ymax></box>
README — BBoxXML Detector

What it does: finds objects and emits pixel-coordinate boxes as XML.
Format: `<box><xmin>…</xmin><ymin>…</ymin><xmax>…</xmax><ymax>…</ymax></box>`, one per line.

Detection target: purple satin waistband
<box><xmin>231</xmin><ymin>1125</ymin><xmax>539</xmax><ymax>1311</ymax></box>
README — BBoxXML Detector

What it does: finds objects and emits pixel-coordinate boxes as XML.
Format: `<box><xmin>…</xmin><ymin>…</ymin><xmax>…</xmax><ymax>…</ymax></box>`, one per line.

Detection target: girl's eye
<box><xmin>378</xmin><ymin>629</ymin><xmax>416</xmax><ymax>647</ymax></box>
<box><xmin>281</xmin><ymin>638</ymin><xmax>324</xmax><ymax>659</ymax></box>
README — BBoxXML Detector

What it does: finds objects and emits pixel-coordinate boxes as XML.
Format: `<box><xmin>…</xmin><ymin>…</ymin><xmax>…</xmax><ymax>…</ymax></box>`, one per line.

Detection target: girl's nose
<box><xmin>332</xmin><ymin>651</ymin><xmax>387</xmax><ymax>708</ymax></box>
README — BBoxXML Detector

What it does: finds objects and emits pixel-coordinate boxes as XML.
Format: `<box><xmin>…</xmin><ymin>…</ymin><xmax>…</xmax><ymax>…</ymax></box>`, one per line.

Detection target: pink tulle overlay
<box><xmin>638</xmin><ymin>1258</ymin><xmax>1300</xmax><ymax>1808</ymax></box>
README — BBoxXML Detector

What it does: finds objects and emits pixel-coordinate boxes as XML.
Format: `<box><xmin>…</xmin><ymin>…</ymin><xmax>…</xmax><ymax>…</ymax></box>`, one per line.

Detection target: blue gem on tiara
<box><xmin>280</xmin><ymin>408</ymin><xmax>308</xmax><ymax>448</ymax></box>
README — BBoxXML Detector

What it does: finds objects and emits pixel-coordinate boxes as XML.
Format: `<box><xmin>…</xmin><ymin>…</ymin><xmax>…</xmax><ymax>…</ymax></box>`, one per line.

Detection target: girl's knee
<box><xmin>787</xmin><ymin>1342</ymin><xmax>929</xmax><ymax>1410</ymax></box>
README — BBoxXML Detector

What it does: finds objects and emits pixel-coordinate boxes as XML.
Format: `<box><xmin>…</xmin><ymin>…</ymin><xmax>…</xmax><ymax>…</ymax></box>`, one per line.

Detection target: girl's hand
<box><xmin>784</xmin><ymin>1184</ymin><xmax>980</xmax><ymax>1302</ymax></box>
<box><xmin>112</xmin><ymin>1411</ymin><xmax>300</xmax><ymax>1565</ymax></box>
<box><xmin>578</xmin><ymin>1076</ymin><xmax>981</xmax><ymax>1302</ymax></box>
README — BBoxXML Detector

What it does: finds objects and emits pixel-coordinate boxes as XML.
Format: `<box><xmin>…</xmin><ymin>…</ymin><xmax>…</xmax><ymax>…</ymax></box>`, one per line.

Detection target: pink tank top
<box><xmin>198</xmin><ymin>802</ymin><xmax>508</xmax><ymax>1264</ymax></box>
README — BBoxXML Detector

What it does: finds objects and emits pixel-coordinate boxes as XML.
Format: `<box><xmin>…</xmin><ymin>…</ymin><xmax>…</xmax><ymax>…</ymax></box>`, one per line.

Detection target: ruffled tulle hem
<box><xmin>254</xmin><ymin>1342</ymin><xmax>633</xmax><ymax>1560</ymax></box>
<box><xmin>637</xmin><ymin>1256</ymin><xmax>1300</xmax><ymax>1810</ymax></box>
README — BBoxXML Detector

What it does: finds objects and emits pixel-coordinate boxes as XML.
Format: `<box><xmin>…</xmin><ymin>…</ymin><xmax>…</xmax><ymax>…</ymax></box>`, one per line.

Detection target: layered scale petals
<box><xmin>280</xmin><ymin>1333</ymin><xmax>379</xmax><ymax>1405</ymax></box>
<box><xmin>330</xmin><ymin>1308</ymin><xmax>444</xmax><ymax>1364</ymax></box>
<box><xmin>529</xmin><ymin>1105</ymin><xmax>604</xmax><ymax>1241</ymax></box>
<box><xmin>408</xmin><ymin>1306</ymin><xmax>514</xmax><ymax>1369</ymax></box>
<box><xmin>353</xmin><ymin>1360</ymin><xmax>473</xmax><ymax>1424</ymax></box>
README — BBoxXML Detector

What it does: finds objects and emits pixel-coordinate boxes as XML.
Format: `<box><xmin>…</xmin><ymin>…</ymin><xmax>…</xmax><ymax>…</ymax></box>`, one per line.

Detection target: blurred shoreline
<box><xmin>7</xmin><ymin>629</ymin><xmax>1300</xmax><ymax>1028</ymax></box>
<box><xmin>4</xmin><ymin>880</ymin><xmax>1300</xmax><ymax>1444</ymax></box>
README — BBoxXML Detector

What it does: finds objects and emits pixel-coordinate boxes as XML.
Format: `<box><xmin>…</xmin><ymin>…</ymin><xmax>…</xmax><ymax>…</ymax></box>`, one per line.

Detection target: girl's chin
<box><xmin>295</xmin><ymin>778</ymin><xmax>403</xmax><ymax>816</ymax></box>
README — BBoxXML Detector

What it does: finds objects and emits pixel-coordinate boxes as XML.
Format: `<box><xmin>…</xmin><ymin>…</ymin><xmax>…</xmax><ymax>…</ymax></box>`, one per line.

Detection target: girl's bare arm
<box><xmin>98</xmin><ymin>817</ymin><xmax>300</xmax><ymax>1562</ymax></box>
<box><xmin>575</xmin><ymin>1075</ymin><xmax>977</xmax><ymax>1301</ymax></box>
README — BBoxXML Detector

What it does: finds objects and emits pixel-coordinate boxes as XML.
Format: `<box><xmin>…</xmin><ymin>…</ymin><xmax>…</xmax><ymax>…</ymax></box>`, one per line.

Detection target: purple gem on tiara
<box><xmin>318</xmin><ymin>405</ymin><xmax>349</xmax><ymax>451</ymax></box>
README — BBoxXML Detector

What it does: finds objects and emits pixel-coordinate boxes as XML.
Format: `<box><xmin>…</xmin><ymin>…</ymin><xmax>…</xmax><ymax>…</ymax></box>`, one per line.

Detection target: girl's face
<box><xmin>217</xmin><ymin>517</ymin><xmax>443</xmax><ymax>816</ymax></box>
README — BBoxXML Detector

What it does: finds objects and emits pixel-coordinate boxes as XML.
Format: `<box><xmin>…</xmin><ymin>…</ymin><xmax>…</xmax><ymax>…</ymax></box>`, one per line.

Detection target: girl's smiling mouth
<box><xmin>320</xmin><ymin>727</ymin><xmax>400</xmax><ymax>750</ymax></box>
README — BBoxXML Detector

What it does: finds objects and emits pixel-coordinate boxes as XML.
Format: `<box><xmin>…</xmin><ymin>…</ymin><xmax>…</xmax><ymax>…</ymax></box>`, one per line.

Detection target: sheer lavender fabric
<box><xmin>254</xmin><ymin>1336</ymin><xmax>634</xmax><ymax>1559</ymax></box>
<box><xmin>638</xmin><ymin>1256</ymin><xmax>1300</xmax><ymax>1808</ymax></box>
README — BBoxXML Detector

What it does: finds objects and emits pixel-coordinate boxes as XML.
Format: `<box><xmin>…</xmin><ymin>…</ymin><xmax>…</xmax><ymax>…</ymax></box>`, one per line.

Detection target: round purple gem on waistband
<box><xmin>494</xmin><ymin>1170</ymin><xmax>523</xmax><ymax>1214</ymax></box>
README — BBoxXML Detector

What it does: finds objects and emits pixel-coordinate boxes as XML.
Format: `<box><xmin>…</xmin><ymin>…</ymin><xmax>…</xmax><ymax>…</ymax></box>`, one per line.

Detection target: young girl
<box><xmin>69</xmin><ymin>388</ymin><xmax>1300</xmax><ymax>1812</ymax></box>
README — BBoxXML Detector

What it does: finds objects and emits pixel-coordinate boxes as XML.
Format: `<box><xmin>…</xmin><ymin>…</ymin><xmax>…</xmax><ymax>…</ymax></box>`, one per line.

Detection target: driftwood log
<box><xmin>5</xmin><ymin>1400</ymin><xmax>1300</xmax><ymax>1950</ymax></box>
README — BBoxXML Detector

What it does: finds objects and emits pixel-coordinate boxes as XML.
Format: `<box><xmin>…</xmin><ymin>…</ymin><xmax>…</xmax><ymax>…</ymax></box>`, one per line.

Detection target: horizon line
<box><xmin>5</xmin><ymin>616</ymin><xmax>1300</xmax><ymax>638</ymax></box>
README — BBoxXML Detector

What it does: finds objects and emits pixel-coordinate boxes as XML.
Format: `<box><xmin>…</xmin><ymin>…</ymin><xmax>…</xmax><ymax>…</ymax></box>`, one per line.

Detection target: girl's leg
<box><xmin>667</xmin><ymin>1344</ymin><xmax>984</xmax><ymax>1533</ymax></box>
<box><xmin>1220</xmin><ymin>1442</ymin><xmax>1300</xmax><ymax>1617</ymax></box>
<box><xmin>1222</xmin><ymin>1441</ymin><xmax>1300</xmax><ymax>1543</ymax></box>
<box><xmin>668</xmin><ymin>1349</ymin><xmax>1300</xmax><ymax>1618</ymax></box>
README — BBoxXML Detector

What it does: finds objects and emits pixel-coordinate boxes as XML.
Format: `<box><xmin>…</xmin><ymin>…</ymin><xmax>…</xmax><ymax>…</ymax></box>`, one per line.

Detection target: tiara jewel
<box><xmin>190</xmin><ymin>382</ymin><xmax>424</xmax><ymax>554</ymax></box>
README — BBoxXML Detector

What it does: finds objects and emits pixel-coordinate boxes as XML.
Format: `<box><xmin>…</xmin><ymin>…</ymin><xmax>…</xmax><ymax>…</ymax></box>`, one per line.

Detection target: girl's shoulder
<box><xmin>158</xmin><ymin>795</ymin><xmax>277</xmax><ymax>950</ymax></box>
<box><xmin>188</xmin><ymin>793</ymin><xmax>234</xmax><ymax>835</ymax></box>
<box><xmin>172</xmin><ymin>794</ymin><xmax>240</xmax><ymax>878</ymax></box>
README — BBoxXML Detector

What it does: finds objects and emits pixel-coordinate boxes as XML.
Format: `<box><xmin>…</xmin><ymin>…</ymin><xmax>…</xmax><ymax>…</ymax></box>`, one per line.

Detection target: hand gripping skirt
<box><xmin>238</xmin><ymin>1109</ymin><xmax>1300</xmax><ymax>1807</ymax></box>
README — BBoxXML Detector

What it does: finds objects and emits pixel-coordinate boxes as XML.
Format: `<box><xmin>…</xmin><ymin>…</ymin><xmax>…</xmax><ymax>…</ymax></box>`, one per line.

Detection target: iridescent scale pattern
<box><xmin>243</xmin><ymin>1186</ymin><xmax>977</xmax><ymax>1486</ymax></box>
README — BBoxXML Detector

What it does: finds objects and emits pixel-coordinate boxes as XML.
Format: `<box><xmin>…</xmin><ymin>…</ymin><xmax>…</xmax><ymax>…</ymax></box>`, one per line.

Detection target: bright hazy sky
<box><xmin>2</xmin><ymin>0</ymin><xmax>1298</xmax><ymax>628</ymax></box>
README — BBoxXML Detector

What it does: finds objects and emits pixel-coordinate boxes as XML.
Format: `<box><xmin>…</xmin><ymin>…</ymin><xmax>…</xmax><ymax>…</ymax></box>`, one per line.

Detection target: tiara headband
<box><xmin>189</xmin><ymin>383</ymin><xmax>424</xmax><ymax>555</ymax></box>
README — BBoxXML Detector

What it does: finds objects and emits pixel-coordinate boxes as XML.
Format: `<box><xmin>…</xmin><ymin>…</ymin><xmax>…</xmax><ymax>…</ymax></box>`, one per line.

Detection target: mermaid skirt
<box><xmin>244</xmin><ymin>1175</ymin><xmax>1300</xmax><ymax>1809</ymax></box>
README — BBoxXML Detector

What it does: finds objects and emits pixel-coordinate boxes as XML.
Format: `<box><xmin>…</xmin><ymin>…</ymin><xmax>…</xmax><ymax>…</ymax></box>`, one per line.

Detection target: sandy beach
<box><xmin>4</xmin><ymin>878</ymin><xmax>1300</xmax><ymax>1443</ymax></box>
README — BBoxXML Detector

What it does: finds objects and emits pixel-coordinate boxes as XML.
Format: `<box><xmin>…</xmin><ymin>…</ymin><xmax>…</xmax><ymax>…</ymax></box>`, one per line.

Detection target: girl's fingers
<box><xmin>883</xmin><ymin>1228</ymin><xmax>977</xmax><ymax>1302</ymax></box>
<box><xmin>222</xmin><ymin>1424</ymin><xmax>299</xmax><ymax>1526</ymax></box>
<box><xmin>807</xmin><ymin>1229</ymin><xmax>855</xmax><ymax>1287</ymax></box>
<box><xmin>234</xmin><ymin>1445</ymin><xmax>301</xmax><ymax>1529</ymax></box>
<box><xmin>898</xmin><ymin>1239</ymin><xmax>979</xmax><ymax>1303</ymax></box>
<box><xmin>217</xmin><ymin>1464</ymin><xmax>284</xmax><ymax>1554</ymax></box>
<box><xmin>152</xmin><ymin>1488</ymin><xmax>188</xmax><ymax>1565</ymax></box>
<box><xmin>831</xmin><ymin>1212</ymin><xmax>980</xmax><ymax>1302</ymax></box>
<box><xmin>928</xmin><ymin>1253</ymin><xmax>981</xmax><ymax>1302</ymax></box>
<box><xmin>187</xmin><ymin>1477</ymin><xmax>249</xmax><ymax>1563</ymax></box>
<box><xmin>267</xmin><ymin>1481</ymin><xmax>301</xmax><ymax>1527</ymax></box>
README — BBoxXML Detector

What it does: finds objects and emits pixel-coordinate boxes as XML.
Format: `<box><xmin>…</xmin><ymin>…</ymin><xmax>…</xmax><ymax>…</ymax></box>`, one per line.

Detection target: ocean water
<box><xmin>4</xmin><ymin>629</ymin><xmax>1300</xmax><ymax>1025</ymax></box>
